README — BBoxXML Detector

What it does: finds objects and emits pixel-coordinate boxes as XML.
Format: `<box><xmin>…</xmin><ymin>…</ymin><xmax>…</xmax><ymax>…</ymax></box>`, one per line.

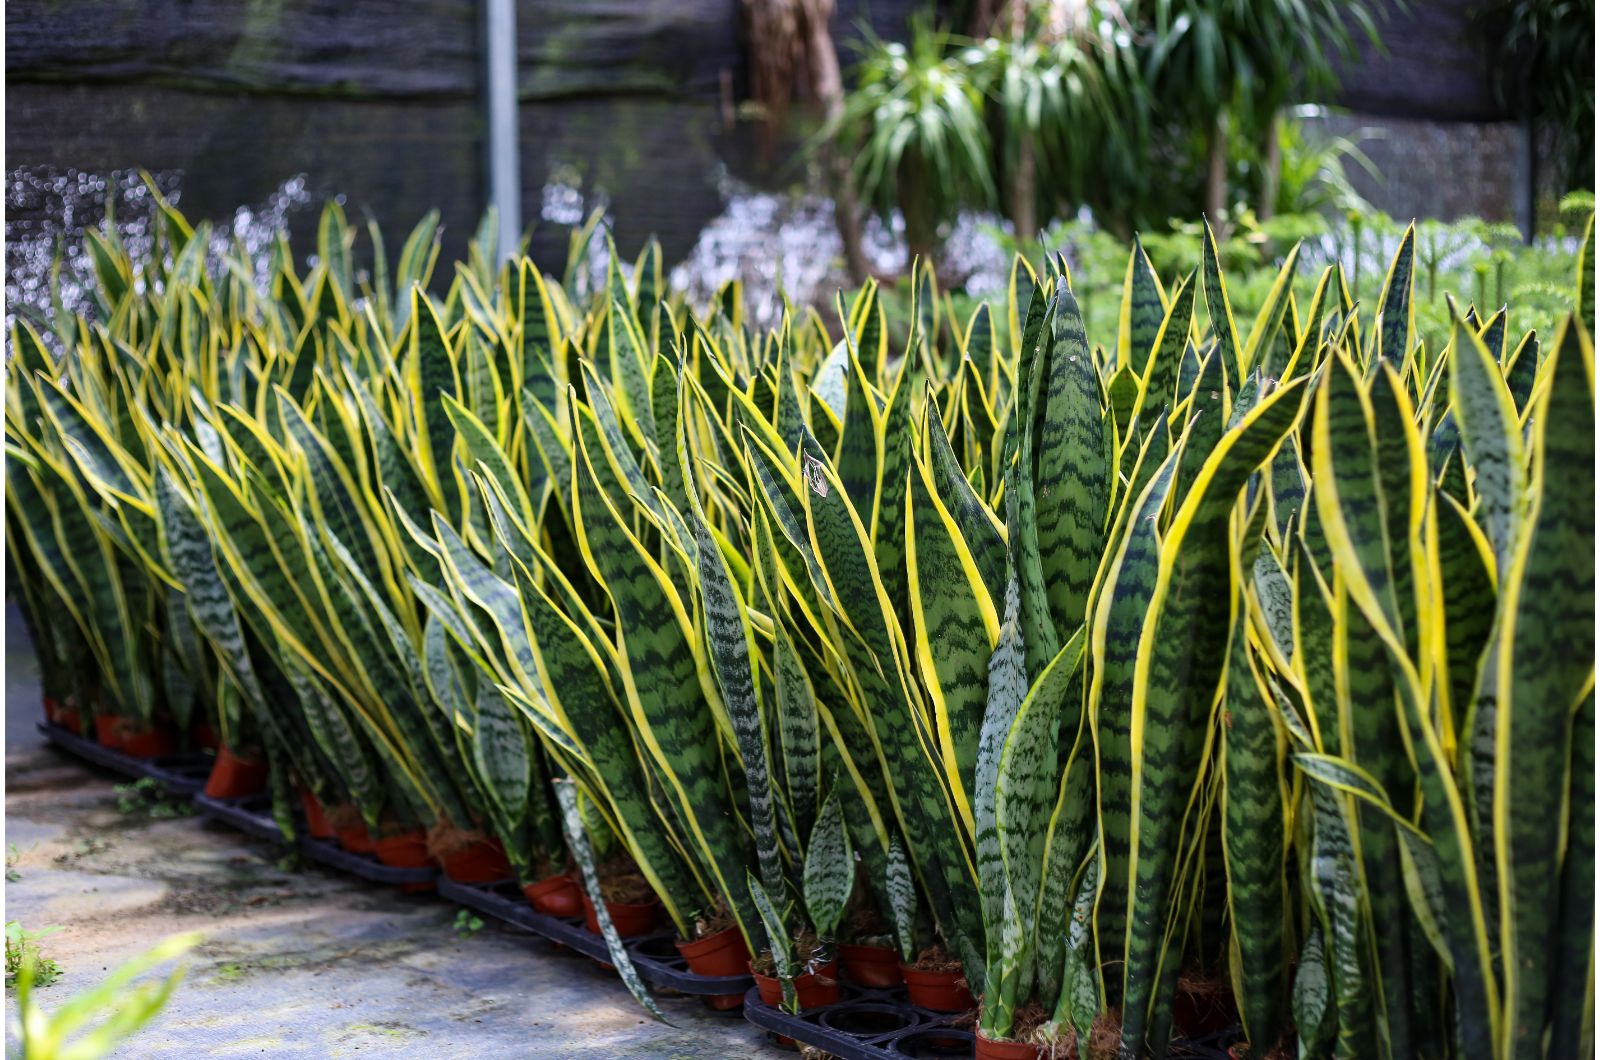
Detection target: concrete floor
<box><xmin>3</xmin><ymin>605</ymin><xmax>783</xmax><ymax>1058</ymax></box>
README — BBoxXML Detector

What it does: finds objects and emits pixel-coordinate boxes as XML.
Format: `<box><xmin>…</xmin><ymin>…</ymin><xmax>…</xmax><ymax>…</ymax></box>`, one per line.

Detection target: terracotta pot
<box><xmin>204</xmin><ymin>745</ymin><xmax>269</xmax><ymax>799</ymax></box>
<box><xmin>57</xmin><ymin>707</ymin><xmax>82</xmax><ymax>735</ymax></box>
<box><xmin>42</xmin><ymin>695</ymin><xmax>60</xmax><ymax>724</ymax></box>
<box><xmin>581</xmin><ymin>892</ymin><xmax>660</xmax><ymax>938</ymax></box>
<box><xmin>300</xmin><ymin>790</ymin><xmax>336</xmax><ymax>840</ymax></box>
<box><xmin>901</xmin><ymin>964</ymin><xmax>975</xmax><ymax>1012</ymax></box>
<box><xmin>337</xmin><ymin>822</ymin><xmax>379</xmax><ymax>855</ymax></box>
<box><xmin>976</xmin><ymin>1029</ymin><xmax>1043</xmax><ymax>1059</ymax></box>
<box><xmin>117</xmin><ymin>721</ymin><xmax>176</xmax><ymax>759</ymax></box>
<box><xmin>523</xmin><ymin>873</ymin><xmax>583</xmax><ymax>918</ymax></box>
<box><xmin>750</xmin><ymin>959</ymin><xmax>841</xmax><ymax>1010</ymax></box>
<box><xmin>438</xmin><ymin>837</ymin><xmax>513</xmax><ymax>884</ymax></box>
<box><xmin>373</xmin><ymin>829</ymin><xmax>435</xmax><ymax>893</ymax></box>
<box><xmin>839</xmin><ymin>943</ymin><xmax>903</xmax><ymax>988</ymax></box>
<box><xmin>677</xmin><ymin>925</ymin><xmax>752</xmax><ymax>1011</ymax></box>
<box><xmin>192</xmin><ymin>721</ymin><xmax>221</xmax><ymax>751</ymax></box>
<box><xmin>95</xmin><ymin>716</ymin><xmax>124</xmax><ymax>750</ymax></box>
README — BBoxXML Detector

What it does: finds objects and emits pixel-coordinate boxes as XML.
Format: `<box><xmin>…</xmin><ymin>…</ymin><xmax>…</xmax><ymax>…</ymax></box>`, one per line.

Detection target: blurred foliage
<box><xmin>8</xmin><ymin>933</ymin><xmax>198</xmax><ymax>1060</ymax></box>
<box><xmin>1479</xmin><ymin>0</ymin><xmax>1596</xmax><ymax>190</ymax></box>
<box><xmin>831</xmin><ymin>0</ymin><xmax>1394</xmax><ymax>252</ymax></box>
<box><xmin>863</xmin><ymin>205</ymin><xmax>1589</xmax><ymax>361</ymax></box>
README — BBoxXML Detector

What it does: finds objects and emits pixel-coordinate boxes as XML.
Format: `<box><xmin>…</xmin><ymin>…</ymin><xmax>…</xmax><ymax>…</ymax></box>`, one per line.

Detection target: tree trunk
<box><xmin>804</xmin><ymin>5</ymin><xmax>869</xmax><ymax>285</ymax></box>
<box><xmin>899</xmin><ymin>151</ymin><xmax>935</xmax><ymax>271</ymax></box>
<box><xmin>1257</xmin><ymin>108</ymin><xmax>1281</xmax><ymax>221</ymax></box>
<box><xmin>1011</xmin><ymin>133</ymin><xmax>1037</xmax><ymax>248</ymax></box>
<box><xmin>1205</xmin><ymin>113</ymin><xmax>1229</xmax><ymax>229</ymax></box>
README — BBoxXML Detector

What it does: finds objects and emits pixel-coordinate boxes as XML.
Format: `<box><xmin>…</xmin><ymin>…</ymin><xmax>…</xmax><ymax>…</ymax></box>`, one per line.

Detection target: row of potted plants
<box><xmin>8</xmin><ymin>188</ymin><xmax>1594</xmax><ymax>1058</ymax></box>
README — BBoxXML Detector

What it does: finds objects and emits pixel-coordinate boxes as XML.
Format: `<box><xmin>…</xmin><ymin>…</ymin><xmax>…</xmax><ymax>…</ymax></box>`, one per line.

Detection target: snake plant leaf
<box><xmin>1222</xmin><ymin>597</ymin><xmax>1289</xmax><ymax>1051</ymax></box>
<box><xmin>1307</xmin><ymin>780</ymin><xmax>1377</xmax><ymax>1059</ymax></box>
<box><xmin>1056</xmin><ymin>864</ymin><xmax>1107</xmax><ymax>1043</ymax></box>
<box><xmin>405</xmin><ymin>288</ymin><xmax>461</xmax><ymax>509</ymax></box>
<box><xmin>1118</xmin><ymin>236</ymin><xmax>1167</xmax><ymax>375</ymax></box>
<box><xmin>886</xmin><ymin>832</ymin><xmax>917</xmax><ymax>965</ymax></box>
<box><xmin>966</xmin><ymin>302</ymin><xmax>997</xmax><ymax>390</ymax></box>
<box><xmin>1201</xmin><ymin>220</ymin><xmax>1244</xmax><ymax>376</ymax></box>
<box><xmin>442</xmin><ymin>393</ymin><xmax>532</xmax><ymax>532</ymax></box>
<box><xmin>1242</xmin><ymin>243</ymin><xmax>1301</xmax><ymax>373</ymax></box>
<box><xmin>679</xmin><ymin>415</ymin><xmax>786</xmax><ymax>901</ymax></box>
<box><xmin>802</xmin><ymin>790</ymin><xmax>853</xmax><ymax>940</ymax></box>
<box><xmin>835</xmin><ymin>345</ymin><xmax>883</xmax><ymax>526</ymax></box>
<box><xmin>1137</xmin><ymin>271</ymin><xmax>1197</xmax><ymax>425</ymax></box>
<box><xmin>510</xmin><ymin>564</ymin><xmax>704</xmax><ymax>938</ymax></box>
<box><xmin>1493</xmin><ymin>319</ymin><xmax>1594</xmax><ymax>1060</ymax></box>
<box><xmin>572</xmin><ymin>419</ymin><xmax>759</xmax><ymax>938</ymax></box>
<box><xmin>1577</xmin><ymin>212</ymin><xmax>1594</xmax><ymax>335</ymax></box>
<box><xmin>1088</xmin><ymin>441</ymin><xmax>1179</xmax><ymax>956</ymax></box>
<box><xmin>470</xmin><ymin>683</ymin><xmax>531</xmax><ymax>829</ymax></box>
<box><xmin>748</xmin><ymin>872</ymin><xmax>799</xmax><ymax>1013</ymax></box>
<box><xmin>555</xmin><ymin>780</ymin><xmax>667</xmax><ymax>1022</ymax></box>
<box><xmin>1120</xmin><ymin>378</ymin><xmax>1307</xmax><ymax>1057</ymax></box>
<box><xmin>1314</xmin><ymin>444</ymin><xmax>1501</xmax><ymax>1058</ymax></box>
<box><xmin>1373</xmin><ymin>224</ymin><xmax>1417</xmax><ymax>365</ymax></box>
<box><xmin>908</xmin><ymin>450</ymin><xmax>999</xmax><ymax>829</ymax></box>
<box><xmin>1293</xmin><ymin>924</ymin><xmax>1336</xmax><ymax>1058</ymax></box>
<box><xmin>607</xmin><ymin>296</ymin><xmax>656</xmax><ymax>449</ymax></box>
<box><xmin>1033</xmin><ymin>285</ymin><xmax>1111</xmax><ymax>637</ymax></box>
<box><xmin>1550</xmin><ymin>688</ymin><xmax>1594</xmax><ymax>1060</ymax></box>
<box><xmin>926</xmin><ymin>399</ymin><xmax>1006</xmax><ymax>609</ymax></box>
<box><xmin>992</xmin><ymin>628</ymin><xmax>1086</xmax><ymax>1019</ymax></box>
<box><xmin>1449</xmin><ymin>316</ymin><xmax>1526</xmax><ymax>565</ymax></box>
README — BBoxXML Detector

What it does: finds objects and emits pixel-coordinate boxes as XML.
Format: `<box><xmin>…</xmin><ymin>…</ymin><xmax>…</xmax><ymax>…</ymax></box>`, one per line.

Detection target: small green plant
<box><xmin>8</xmin><ymin>932</ymin><xmax>198</xmax><ymax>1059</ymax></box>
<box><xmin>453</xmin><ymin>910</ymin><xmax>484</xmax><ymax>940</ymax></box>
<box><xmin>6</xmin><ymin>923</ymin><xmax>63</xmax><ymax>989</ymax></box>
<box><xmin>114</xmin><ymin>779</ymin><xmax>192</xmax><ymax>820</ymax></box>
<box><xmin>7</xmin><ymin>844</ymin><xmax>23</xmax><ymax>883</ymax></box>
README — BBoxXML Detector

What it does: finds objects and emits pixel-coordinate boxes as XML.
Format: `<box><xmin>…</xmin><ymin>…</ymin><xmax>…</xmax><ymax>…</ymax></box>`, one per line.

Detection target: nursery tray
<box><xmin>187</xmin><ymin>791</ymin><xmax>440</xmax><ymax>889</ymax></box>
<box><xmin>436</xmin><ymin>877</ymin><xmax>752</xmax><ymax>998</ymax></box>
<box><xmin>742</xmin><ymin>985</ymin><xmax>1240</xmax><ymax>1059</ymax></box>
<box><xmin>297</xmin><ymin>833</ymin><xmax>439</xmax><ymax>887</ymax></box>
<box><xmin>194</xmin><ymin>792</ymin><xmax>285</xmax><ymax>843</ymax></box>
<box><xmin>37</xmin><ymin>721</ymin><xmax>212</xmax><ymax>795</ymax></box>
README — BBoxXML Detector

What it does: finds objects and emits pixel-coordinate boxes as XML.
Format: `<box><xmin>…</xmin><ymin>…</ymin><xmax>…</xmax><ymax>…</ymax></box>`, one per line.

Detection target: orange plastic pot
<box><xmin>581</xmin><ymin>892</ymin><xmax>660</xmax><ymax>938</ymax></box>
<box><xmin>901</xmin><ymin>964</ymin><xmax>975</xmax><ymax>1012</ymax></box>
<box><xmin>975</xmin><ymin>1029</ymin><xmax>1043</xmax><ymax>1059</ymax></box>
<box><xmin>337</xmin><ymin>822</ymin><xmax>379</xmax><ymax>855</ymax></box>
<box><xmin>373</xmin><ymin>829</ymin><xmax>435</xmax><ymax>893</ymax></box>
<box><xmin>116</xmin><ymin>721</ymin><xmax>176</xmax><ymax>759</ymax></box>
<box><xmin>751</xmin><ymin>959</ymin><xmax>841</xmax><ymax>1010</ymax></box>
<box><xmin>438</xmin><ymin>837</ymin><xmax>513</xmax><ymax>884</ymax></box>
<box><xmin>677</xmin><ymin>925</ymin><xmax>751</xmax><ymax>1010</ymax></box>
<box><xmin>300</xmin><ymin>790</ymin><xmax>336</xmax><ymax>839</ymax></box>
<box><xmin>95</xmin><ymin>716</ymin><xmax>123</xmax><ymax>750</ymax></box>
<box><xmin>204</xmin><ymin>745</ymin><xmax>269</xmax><ymax>799</ymax></box>
<box><xmin>523</xmin><ymin>874</ymin><xmax>583</xmax><ymax>918</ymax></box>
<box><xmin>839</xmin><ymin>943</ymin><xmax>903</xmax><ymax>988</ymax></box>
<box><xmin>192</xmin><ymin>721</ymin><xmax>221</xmax><ymax>751</ymax></box>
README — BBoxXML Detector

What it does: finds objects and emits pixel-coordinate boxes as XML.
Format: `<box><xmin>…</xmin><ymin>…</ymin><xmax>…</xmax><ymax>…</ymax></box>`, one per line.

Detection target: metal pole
<box><xmin>484</xmin><ymin>0</ymin><xmax>521</xmax><ymax>261</ymax></box>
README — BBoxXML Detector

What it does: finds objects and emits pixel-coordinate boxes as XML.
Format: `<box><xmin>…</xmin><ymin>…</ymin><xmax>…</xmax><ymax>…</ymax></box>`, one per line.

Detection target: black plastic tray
<box><xmin>437</xmin><ymin>877</ymin><xmax>752</xmax><ymax>997</ymax></box>
<box><xmin>37</xmin><ymin>721</ymin><xmax>212</xmax><ymax>795</ymax></box>
<box><xmin>194</xmin><ymin>792</ymin><xmax>285</xmax><ymax>843</ymax></box>
<box><xmin>194</xmin><ymin>791</ymin><xmax>439</xmax><ymax>886</ymax></box>
<box><xmin>742</xmin><ymin>983</ymin><xmax>1240</xmax><ymax>1058</ymax></box>
<box><xmin>298</xmin><ymin>832</ymin><xmax>439</xmax><ymax>887</ymax></box>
